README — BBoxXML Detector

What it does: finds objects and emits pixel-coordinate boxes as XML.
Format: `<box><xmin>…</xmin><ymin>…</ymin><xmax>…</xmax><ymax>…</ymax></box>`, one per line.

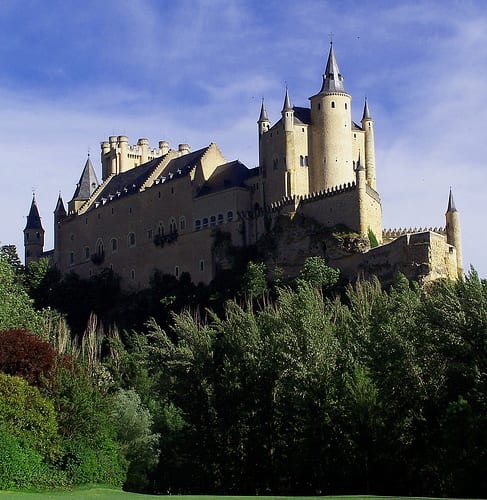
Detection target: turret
<box><xmin>118</xmin><ymin>136</ymin><xmax>129</xmax><ymax>173</ymax></box>
<box><xmin>68</xmin><ymin>155</ymin><xmax>100</xmax><ymax>214</ymax></box>
<box><xmin>445</xmin><ymin>189</ymin><xmax>463</xmax><ymax>278</ymax></box>
<box><xmin>281</xmin><ymin>87</ymin><xmax>294</xmax><ymax>132</ymax></box>
<box><xmin>138</xmin><ymin>138</ymin><xmax>149</xmax><ymax>164</ymax></box>
<box><xmin>361</xmin><ymin>98</ymin><xmax>377</xmax><ymax>190</ymax></box>
<box><xmin>355</xmin><ymin>153</ymin><xmax>368</xmax><ymax>237</ymax></box>
<box><xmin>53</xmin><ymin>193</ymin><xmax>67</xmax><ymax>252</ymax></box>
<box><xmin>24</xmin><ymin>194</ymin><xmax>44</xmax><ymax>265</ymax></box>
<box><xmin>309</xmin><ymin>43</ymin><xmax>354</xmax><ymax>193</ymax></box>
<box><xmin>257</xmin><ymin>98</ymin><xmax>270</xmax><ymax>136</ymax></box>
<box><xmin>159</xmin><ymin>140</ymin><xmax>170</xmax><ymax>155</ymax></box>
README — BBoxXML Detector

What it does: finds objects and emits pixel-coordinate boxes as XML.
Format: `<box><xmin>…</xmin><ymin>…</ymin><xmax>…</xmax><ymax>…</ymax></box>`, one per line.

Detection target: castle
<box><xmin>24</xmin><ymin>44</ymin><xmax>463</xmax><ymax>289</ymax></box>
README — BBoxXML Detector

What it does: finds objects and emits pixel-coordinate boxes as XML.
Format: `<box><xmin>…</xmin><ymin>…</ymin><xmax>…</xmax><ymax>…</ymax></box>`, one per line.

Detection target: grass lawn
<box><xmin>0</xmin><ymin>489</ymin><xmax>447</xmax><ymax>500</ymax></box>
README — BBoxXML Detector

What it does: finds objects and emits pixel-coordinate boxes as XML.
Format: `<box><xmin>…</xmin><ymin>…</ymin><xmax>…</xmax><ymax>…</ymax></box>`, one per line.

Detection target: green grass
<box><xmin>0</xmin><ymin>489</ymin><xmax>448</xmax><ymax>500</ymax></box>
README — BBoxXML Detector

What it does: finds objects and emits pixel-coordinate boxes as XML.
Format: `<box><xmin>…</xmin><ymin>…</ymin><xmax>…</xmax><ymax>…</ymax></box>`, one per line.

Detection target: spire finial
<box><xmin>447</xmin><ymin>187</ymin><xmax>457</xmax><ymax>212</ymax></box>
<box><xmin>328</xmin><ymin>32</ymin><xmax>334</xmax><ymax>45</ymax></box>
<box><xmin>320</xmin><ymin>42</ymin><xmax>346</xmax><ymax>93</ymax></box>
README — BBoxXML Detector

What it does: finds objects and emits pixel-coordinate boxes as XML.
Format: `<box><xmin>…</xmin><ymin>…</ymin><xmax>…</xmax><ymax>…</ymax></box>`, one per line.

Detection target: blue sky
<box><xmin>1</xmin><ymin>0</ymin><xmax>486</xmax><ymax>276</ymax></box>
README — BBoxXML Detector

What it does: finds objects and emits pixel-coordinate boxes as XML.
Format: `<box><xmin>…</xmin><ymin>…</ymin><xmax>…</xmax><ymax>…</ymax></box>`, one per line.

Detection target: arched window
<box><xmin>331</xmin><ymin>101</ymin><xmax>335</xmax><ymax>108</ymax></box>
<box><xmin>227</xmin><ymin>211</ymin><xmax>234</xmax><ymax>222</ymax></box>
<box><xmin>111</xmin><ymin>238</ymin><xmax>118</xmax><ymax>253</ymax></box>
<box><xmin>169</xmin><ymin>218</ymin><xmax>177</xmax><ymax>233</ymax></box>
<box><xmin>300</xmin><ymin>155</ymin><xmax>304</xmax><ymax>166</ymax></box>
<box><xmin>84</xmin><ymin>246</ymin><xmax>90</xmax><ymax>260</ymax></box>
<box><xmin>195</xmin><ymin>219</ymin><xmax>201</xmax><ymax>231</ymax></box>
<box><xmin>200</xmin><ymin>260</ymin><xmax>204</xmax><ymax>272</ymax></box>
<box><xmin>202</xmin><ymin>217</ymin><xmax>209</xmax><ymax>229</ymax></box>
<box><xmin>95</xmin><ymin>238</ymin><xmax>104</xmax><ymax>256</ymax></box>
<box><xmin>344</xmin><ymin>102</ymin><xmax>348</xmax><ymax>110</ymax></box>
<box><xmin>179</xmin><ymin>216</ymin><xmax>186</xmax><ymax>231</ymax></box>
<box><xmin>217</xmin><ymin>213</ymin><xmax>224</xmax><ymax>225</ymax></box>
<box><xmin>128</xmin><ymin>232</ymin><xmax>136</xmax><ymax>247</ymax></box>
<box><xmin>210</xmin><ymin>215</ymin><xmax>216</xmax><ymax>227</ymax></box>
<box><xmin>158</xmin><ymin>221</ymin><xmax>165</xmax><ymax>236</ymax></box>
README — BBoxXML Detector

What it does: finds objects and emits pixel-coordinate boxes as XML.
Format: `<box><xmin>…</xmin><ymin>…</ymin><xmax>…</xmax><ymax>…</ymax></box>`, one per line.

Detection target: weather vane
<box><xmin>329</xmin><ymin>32</ymin><xmax>334</xmax><ymax>44</ymax></box>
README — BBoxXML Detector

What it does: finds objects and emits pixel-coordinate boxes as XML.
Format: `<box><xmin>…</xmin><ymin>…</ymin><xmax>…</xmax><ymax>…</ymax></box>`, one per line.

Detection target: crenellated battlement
<box><xmin>382</xmin><ymin>227</ymin><xmax>446</xmax><ymax>241</ymax></box>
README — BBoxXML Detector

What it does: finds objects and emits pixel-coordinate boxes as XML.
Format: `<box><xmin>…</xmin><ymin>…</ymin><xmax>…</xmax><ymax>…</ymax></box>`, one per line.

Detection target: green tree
<box><xmin>298</xmin><ymin>256</ymin><xmax>339</xmax><ymax>290</ymax></box>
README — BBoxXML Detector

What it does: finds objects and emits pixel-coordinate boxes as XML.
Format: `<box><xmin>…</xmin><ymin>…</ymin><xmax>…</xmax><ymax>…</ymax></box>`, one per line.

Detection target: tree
<box><xmin>298</xmin><ymin>256</ymin><xmax>339</xmax><ymax>290</ymax></box>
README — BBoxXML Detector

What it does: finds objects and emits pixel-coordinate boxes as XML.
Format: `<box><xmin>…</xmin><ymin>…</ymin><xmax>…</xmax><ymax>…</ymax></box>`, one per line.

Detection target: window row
<box><xmin>194</xmin><ymin>211</ymin><xmax>233</xmax><ymax>231</ymax></box>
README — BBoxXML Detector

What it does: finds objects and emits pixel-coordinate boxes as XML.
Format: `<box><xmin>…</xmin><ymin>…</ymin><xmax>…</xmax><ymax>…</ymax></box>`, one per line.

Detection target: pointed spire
<box><xmin>320</xmin><ymin>42</ymin><xmax>346</xmax><ymax>93</ymax></box>
<box><xmin>282</xmin><ymin>86</ymin><xmax>292</xmax><ymax>112</ymax></box>
<box><xmin>447</xmin><ymin>188</ymin><xmax>457</xmax><ymax>212</ymax></box>
<box><xmin>258</xmin><ymin>98</ymin><xmax>269</xmax><ymax>122</ymax></box>
<box><xmin>362</xmin><ymin>97</ymin><xmax>372</xmax><ymax>121</ymax></box>
<box><xmin>71</xmin><ymin>156</ymin><xmax>100</xmax><ymax>201</ymax></box>
<box><xmin>356</xmin><ymin>151</ymin><xmax>365</xmax><ymax>171</ymax></box>
<box><xmin>54</xmin><ymin>192</ymin><xmax>67</xmax><ymax>219</ymax></box>
<box><xmin>25</xmin><ymin>193</ymin><xmax>43</xmax><ymax>230</ymax></box>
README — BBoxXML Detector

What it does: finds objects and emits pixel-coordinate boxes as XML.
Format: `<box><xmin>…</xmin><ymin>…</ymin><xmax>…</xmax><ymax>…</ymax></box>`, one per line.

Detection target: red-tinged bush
<box><xmin>0</xmin><ymin>329</ymin><xmax>57</xmax><ymax>386</ymax></box>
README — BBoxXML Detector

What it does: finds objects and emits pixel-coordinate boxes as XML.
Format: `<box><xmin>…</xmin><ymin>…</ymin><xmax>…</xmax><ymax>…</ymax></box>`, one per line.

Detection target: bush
<box><xmin>0</xmin><ymin>329</ymin><xmax>58</xmax><ymax>386</ymax></box>
<box><xmin>0</xmin><ymin>373</ymin><xmax>61</xmax><ymax>462</ymax></box>
<box><xmin>0</xmin><ymin>426</ymin><xmax>67</xmax><ymax>490</ymax></box>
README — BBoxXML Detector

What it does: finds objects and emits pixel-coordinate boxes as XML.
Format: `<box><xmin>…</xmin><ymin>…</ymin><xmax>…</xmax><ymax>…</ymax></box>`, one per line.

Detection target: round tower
<box><xmin>24</xmin><ymin>194</ymin><xmax>45</xmax><ymax>265</ymax></box>
<box><xmin>138</xmin><ymin>138</ymin><xmax>149</xmax><ymax>164</ymax></box>
<box><xmin>355</xmin><ymin>154</ymin><xmax>368</xmax><ymax>237</ymax></box>
<box><xmin>309</xmin><ymin>43</ymin><xmax>354</xmax><ymax>193</ymax></box>
<box><xmin>361</xmin><ymin>98</ymin><xmax>377</xmax><ymax>190</ymax></box>
<box><xmin>257</xmin><ymin>98</ymin><xmax>270</xmax><ymax>136</ymax></box>
<box><xmin>118</xmin><ymin>135</ymin><xmax>129</xmax><ymax>173</ymax></box>
<box><xmin>445</xmin><ymin>189</ymin><xmax>464</xmax><ymax>278</ymax></box>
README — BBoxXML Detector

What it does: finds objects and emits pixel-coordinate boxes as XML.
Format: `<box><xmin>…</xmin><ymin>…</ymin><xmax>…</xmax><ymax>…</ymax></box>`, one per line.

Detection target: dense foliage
<box><xmin>0</xmin><ymin>247</ymin><xmax>485</xmax><ymax>496</ymax></box>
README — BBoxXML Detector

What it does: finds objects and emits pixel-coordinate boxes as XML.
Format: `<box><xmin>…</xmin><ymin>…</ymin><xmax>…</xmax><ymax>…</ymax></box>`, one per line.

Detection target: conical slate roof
<box><xmin>320</xmin><ymin>43</ymin><xmax>346</xmax><ymax>93</ymax></box>
<box><xmin>282</xmin><ymin>87</ymin><xmax>292</xmax><ymax>112</ymax></box>
<box><xmin>447</xmin><ymin>188</ymin><xmax>457</xmax><ymax>212</ymax></box>
<box><xmin>362</xmin><ymin>98</ymin><xmax>372</xmax><ymax>120</ymax></box>
<box><xmin>258</xmin><ymin>99</ymin><xmax>269</xmax><ymax>122</ymax></box>
<box><xmin>54</xmin><ymin>193</ymin><xmax>67</xmax><ymax>219</ymax></box>
<box><xmin>25</xmin><ymin>194</ymin><xmax>43</xmax><ymax>230</ymax></box>
<box><xmin>71</xmin><ymin>156</ymin><xmax>100</xmax><ymax>201</ymax></box>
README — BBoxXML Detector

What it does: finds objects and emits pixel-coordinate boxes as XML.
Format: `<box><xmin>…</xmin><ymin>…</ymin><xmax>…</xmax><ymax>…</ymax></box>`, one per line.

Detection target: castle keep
<box><xmin>24</xmin><ymin>44</ymin><xmax>463</xmax><ymax>289</ymax></box>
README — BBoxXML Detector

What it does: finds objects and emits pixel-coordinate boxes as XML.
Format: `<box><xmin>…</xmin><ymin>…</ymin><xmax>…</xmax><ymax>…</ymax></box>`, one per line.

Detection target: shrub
<box><xmin>0</xmin><ymin>373</ymin><xmax>61</xmax><ymax>462</ymax></box>
<box><xmin>0</xmin><ymin>329</ymin><xmax>58</xmax><ymax>386</ymax></box>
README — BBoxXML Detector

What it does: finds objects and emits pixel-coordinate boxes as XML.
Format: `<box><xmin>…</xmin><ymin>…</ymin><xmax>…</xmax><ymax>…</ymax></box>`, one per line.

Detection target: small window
<box><xmin>69</xmin><ymin>252</ymin><xmax>74</xmax><ymax>265</ymax></box>
<box><xmin>158</xmin><ymin>222</ymin><xmax>165</xmax><ymax>236</ymax></box>
<box><xmin>195</xmin><ymin>219</ymin><xmax>201</xmax><ymax>231</ymax></box>
<box><xmin>130</xmin><ymin>269</ymin><xmax>135</xmax><ymax>280</ymax></box>
<box><xmin>331</xmin><ymin>101</ymin><xmax>335</xmax><ymax>108</ymax></box>
<box><xmin>169</xmin><ymin>218</ymin><xmax>177</xmax><ymax>233</ymax></box>
<box><xmin>203</xmin><ymin>217</ymin><xmax>209</xmax><ymax>229</ymax></box>
<box><xmin>175</xmin><ymin>265</ymin><xmax>180</xmax><ymax>278</ymax></box>
<box><xmin>300</xmin><ymin>155</ymin><xmax>304</xmax><ymax>166</ymax></box>
<box><xmin>200</xmin><ymin>260</ymin><xmax>204</xmax><ymax>272</ymax></box>
<box><xmin>96</xmin><ymin>239</ymin><xmax>104</xmax><ymax>256</ymax></box>
<box><xmin>318</xmin><ymin>103</ymin><xmax>321</xmax><ymax>110</ymax></box>
<box><xmin>128</xmin><ymin>232</ymin><xmax>136</xmax><ymax>247</ymax></box>
<box><xmin>129</xmin><ymin>207</ymin><xmax>132</xmax><ymax>215</ymax></box>
<box><xmin>344</xmin><ymin>103</ymin><xmax>348</xmax><ymax>110</ymax></box>
<box><xmin>147</xmin><ymin>229</ymin><xmax>153</xmax><ymax>240</ymax></box>
<box><xmin>84</xmin><ymin>246</ymin><xmax>90</xmax><ymax>260</ymax></box>
<box><xmin>111</xmin><ymin>207</ymin><xmax>114</xmax><ymax>214</ymax></box>
<box><xmin>210</xmin><ymin>215</ymin><xmax>216</xmax><ymax>227</ymax></box>
<box><xmin>217</xmin><ymin>213</ymin><xmax>224</xmax><ymax>225</ymax></box>
<box><xmin>36</xmin><ymin>232</ymin><xmax>40</xmax><ymax>239</ymax></box>
<box><xmin>158</xmin><ymin>191</ymin><xmax>161</xmax><ymax>199</ymax></box>
<box><xmin>227</xmin><ymin>211</ymin><xmax>233</xmax><ymax>222</ymax></box>
<box><xmin>179</xmin><ymin>216</ymin><xmax>186</xmax><ymax>231</ymax></box>
<box><xmin>111</xmin><ymin>238</ymin><xmax>118</xmax><ymax>252</ymax></box>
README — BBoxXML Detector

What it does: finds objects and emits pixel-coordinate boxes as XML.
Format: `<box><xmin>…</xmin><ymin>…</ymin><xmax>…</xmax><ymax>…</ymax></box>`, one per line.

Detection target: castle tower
<box><xmin>361</xmin><ymin>98</ymin><xmax>377</xmax><ymax>190</ymax></box>
<box><xmin>281</xmin><ymin>87</ymin><xmax>297</xmax><ymax>196</ymax></box>
<box><xmin>355</xmin><ymin>153</ymin><xmax>368</xmax><ymax>237</ymax></box>
<box><xmin>309</xmin><ymin>43</ymin><xmax>354</xmax><ymax>193</ymax></box>
<box><xmin>68</xmin><ymin>155</ymin><xmax>100</xmax><ymax>214</ymax></box>
<box><xmin>54</xmin><ymin>193</ymin><xmax>67</xmax><ymax>252</ymax></box>
<box><xmin>24</xmin><ymin>194</ymin><xmax>44</xmax><ymax>265</ymax></box>
<box><xmin>258</xmin><ymin>98</ymin><xmax>270</xmax><ymax>136</ymax></box>
<box><xmin>445</xmin><ymin>189</ymin><xmax>464</xmax><ymax>277</ymax></box>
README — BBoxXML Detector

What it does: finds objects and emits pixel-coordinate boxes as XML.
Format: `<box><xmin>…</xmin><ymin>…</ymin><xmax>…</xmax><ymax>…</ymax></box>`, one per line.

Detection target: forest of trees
<box><xmin>0</xmin><ymin>244</ymin><xmax>485</xmax><ymax>497</ymax></box>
